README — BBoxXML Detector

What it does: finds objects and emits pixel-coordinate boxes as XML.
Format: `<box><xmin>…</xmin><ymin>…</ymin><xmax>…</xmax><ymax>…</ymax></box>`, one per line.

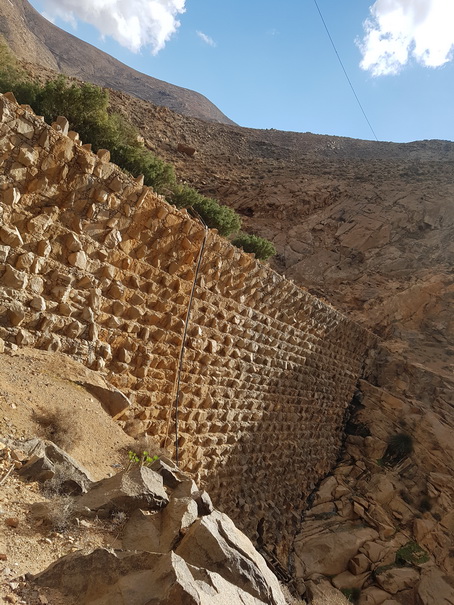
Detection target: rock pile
<box><xmin>27</xmin><ymin>453</ymin><xmax>287</xmax><ymax>605</ymax></box>
<box><xmin>293</xmin><ymin>370</ymin><xmax>454</xmax><ymax>605</ymax></box>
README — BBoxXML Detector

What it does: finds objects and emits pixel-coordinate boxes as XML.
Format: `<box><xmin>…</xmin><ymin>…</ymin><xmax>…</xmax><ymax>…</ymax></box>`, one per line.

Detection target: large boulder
<box><xmin>416</xmin><ymin>566</ymin><xmax>454</xmax><ymax>605</ymax></box>
<box><xmin>74</xmin><ymin>465</ymin><xmax>168</xmax><ymax>515</ymax></box>
<box><xmin>122</xmin><ymin>497</ymin><xmax>199</xmax><ymax>553</ymax></box>
<box><xmin>294</xmin><ymin>523</ymin><xmax>379</xmax><ymax>577</ymax></box>
<box><xmin>375</xmin><ymin>566</ymin><xmax>420</xmax><ymax>594</ymax></box>
<box><xmin>175</xmin><ymin>510</ymin><xmax>286</xmax><ymax>605</ymax></box>
<box><xmin>32</xmin><ymin>548</ymin><xmax>283</xmax><ymax>604</ymax></box>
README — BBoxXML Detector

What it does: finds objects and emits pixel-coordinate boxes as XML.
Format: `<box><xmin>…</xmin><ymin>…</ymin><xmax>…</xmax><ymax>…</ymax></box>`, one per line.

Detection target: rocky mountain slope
<box><xmin>0</xmin><ymin>9</ymin><xmax>453</xmax><ymax>603</ymax></box>
<box><xmin>0</xmin><ymin>0</ymin><xmax>235</xmax><ymax>125</ymax></box>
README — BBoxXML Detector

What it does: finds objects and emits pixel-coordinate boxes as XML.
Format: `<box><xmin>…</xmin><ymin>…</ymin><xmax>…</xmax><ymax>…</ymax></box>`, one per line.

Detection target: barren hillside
<box><xmin>0</xmin><ymin>0</ymin><xmax>235</xmax><ymax>125</ymax></box>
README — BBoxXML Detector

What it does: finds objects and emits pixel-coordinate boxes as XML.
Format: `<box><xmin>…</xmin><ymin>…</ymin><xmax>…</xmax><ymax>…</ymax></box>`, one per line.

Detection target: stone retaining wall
<box><xmin>0</xmin><ymin>94</ymin><xmax>376</xmax><ymax>552</ymax></box>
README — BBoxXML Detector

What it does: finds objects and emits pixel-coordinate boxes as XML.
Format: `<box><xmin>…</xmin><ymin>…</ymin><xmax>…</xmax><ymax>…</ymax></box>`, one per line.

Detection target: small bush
<box><xmin>111</xmin><ymin>144</ymin><xmax>175</xmax><ymax>192</ymax></box>
<box><xmin>170</xmin><ymin>183</ymin><xmax>203</xmax><ymax>209</ymax></box>
<box><xmin>170</xmin><ymin>184</ymin><xmax>242</xmax><ymax>236</ymax></box>
<box><xmin>231</xmin><ymin>232</ymin><xmax>276</xmax><ymax>260</ymax></box>
<box><xmin>383</xmin><ymin>433</ymin><xmax>413</xmax><ymax>465</ymax></box>
<box><xmin>191</xmin><ymin>196</ymin><xmax>241</xmax><ymax>236</ymax></box>
<box><xmin>0</xmin><ymin>38</ymin><xmax>40</xmax><ymax>105</ymax></box>
<box><xmin>395</xmin><ymin>541</ymin><xmax>429</xmax><ymax>566</ymax></box>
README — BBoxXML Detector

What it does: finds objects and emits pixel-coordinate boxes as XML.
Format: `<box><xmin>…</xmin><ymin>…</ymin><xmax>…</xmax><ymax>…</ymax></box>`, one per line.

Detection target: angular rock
<box><xmin>175</xmin><ymin>510</ymin><xmax>286</xmax><ymax>605</ymax></box>
<box><xmin>348</xmin><ymin>553</ymin><xmax>371</xmax><ymax>575</ymax></box>
<box><xmin>74</xmin><ymin>465</ymin><xmax>168</xmax><ymax>515</ymax></box>
<box><xmin>294</xmin><ymin>523</ymin><xmax>379</xmax><ymax>577</ymax></box>
<box><xmin>80</xmin><ymin>383</ymin><xmax>131</xmax><ymax>419</ymax></box>
<box><xmin>306</xmin><ymin>578</ymin><xmax>351</xmax><ymax>605</ymax></box>
<box><xmin>0</xmin><ymin>226</ymin><xmax>23</xmax><ymax>247</ymax></box>
<box><xmin>32</xmin><ymin>548</ymin><xmax>282</xmax><ymax>604</ymax></box>
<box><xmin>375</xmin><ymin>566</ymin><xmax>419</xmax><ymax>594</ymax></box>
<box><xmin>18</xmin><ymin>438</ymin><xmax>93</xmax><ymax>494</ymax></box>
<box><xmin>314</xmin><ymin>475</ymin><xmax>338</xmax><ymax>505</ymax></box>
<box><xmin>358</xmin><ymin>586</ymin><xmax>392</xmax><ymax>604</ymax></box>
<box><xmin>151</xmin><ymin>456</ymin><xmax>198</xmax><ymax>495</ymax></box>
<box><xmin>1</xmin><ymin>264</ymin><xmax>27</xmax><ymax>289</ymax></box>
<box><xmin>416</xmin><ymin>566</ymin><xmax>454</xmax><ymax>605</ymax></box>
<box><xmin>332</xmin><ymin>570</ymin><xmax>369</xmax><ymax>590</ymax></box>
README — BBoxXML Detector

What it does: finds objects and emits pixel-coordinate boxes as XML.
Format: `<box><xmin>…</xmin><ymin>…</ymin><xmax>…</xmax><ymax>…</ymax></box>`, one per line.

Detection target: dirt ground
<box><xmin>0</xmin><ymin>348</ymin><xmax>140</xmax><ymax>604</ymax></box>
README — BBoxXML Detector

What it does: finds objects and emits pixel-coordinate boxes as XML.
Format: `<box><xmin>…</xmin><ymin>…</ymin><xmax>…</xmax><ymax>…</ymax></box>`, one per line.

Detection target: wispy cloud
<box><xmin>358</xmin><ymin>0</ymin><xmax>454</xmax><ymax>76</ymax></box>
<box><xmin>39</xmin><ymin>0</ymin><xmax>186</xmax><ymax>54</ymax></box>
<box><xmin>196</xmin><ymin>30</ymin><xmax>216</xmax><ymax>47</ymax></box>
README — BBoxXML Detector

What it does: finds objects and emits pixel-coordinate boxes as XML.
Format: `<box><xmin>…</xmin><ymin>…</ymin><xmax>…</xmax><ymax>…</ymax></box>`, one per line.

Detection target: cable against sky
<box><xmin>359</xmin><ymin>0</ymin><xmax>454</xmax><ymax>76</ymax></box>
<box><xmin>313</xmin><ymin>0</ymin><xmax>378</xmax><ymax>141</ymax></box>
<box><xmin>39</xmin><ymin>0</ymin><xmax>186</xmax><ymax>54</ymax></box>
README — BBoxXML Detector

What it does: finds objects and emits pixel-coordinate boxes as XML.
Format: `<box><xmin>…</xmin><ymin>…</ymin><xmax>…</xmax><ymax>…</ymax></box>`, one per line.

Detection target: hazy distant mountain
<box><xmin>0</xmin><ymin>0</ymin><xmax>235</xmax><ymax>125</ymax></box>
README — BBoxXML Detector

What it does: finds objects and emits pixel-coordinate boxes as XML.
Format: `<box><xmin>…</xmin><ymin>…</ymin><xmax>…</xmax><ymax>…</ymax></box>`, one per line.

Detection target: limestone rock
<box><xmin>175</xmin><ymin>510</ymin><xmax>286</xmax><ymax>605</ymax></box>
<box><xmin>122</xmin><ymin>497</ymin><xmax>198</xmax><ymax>554</ymax></box>
<box><xmin>294</xmin><ymin>523</ymin><xmax>379</xmax><ymax>577</ymax></box>
<box><xmin>80</xmin><ymin>383</ymin><xmax>131</xmax><ymax>419</ymax></box>
<box><xmin>306</xmin><ymin>578</ymin><xmax>351</xmax><ymax>605</ymax></box>
<box><xmin>358</xmin><ymin>586</ymin><xmax>393</xmax><ymax>604</ymax></box>
<box><xmin>74</xmin><ymin>465</ymin><xmax>169</xmax><ymax>515</ymax></box>
<box><xmin>416</xmin><ymin>566</ymin><xmax>454</xmax><ymax>605</ymax></box>
<box><xmin>348</xmin><ymin>553</ymin><xmax>371</xmax><ymax>575</ymax></box>
<box><xmin>332</xmin><ymin>570</ymin><xmax>369</xmax><ymax>590</ymax></box>
<box><xmin>314</xmin><ymin>475</ymin><xmax>338</xmax><ymax>504</ymax></box>
<box><xmin>18</xmin><ymin>438</ymin><xmax>93</xmax><ymax>494</ymax></box>
<box><xmin>32</xmin><ymin>548</ymin><xmax>281</xmax><ymax>604</ymax></box>
<box><xmin>375</xmin><ymin>566</ymin><xmax>419</xmax><ymax>594</ymax></box>
<box><xmin>0</xmin><ymin>226</ymin><xmax>23</xmax><ymax>247</ymax></box>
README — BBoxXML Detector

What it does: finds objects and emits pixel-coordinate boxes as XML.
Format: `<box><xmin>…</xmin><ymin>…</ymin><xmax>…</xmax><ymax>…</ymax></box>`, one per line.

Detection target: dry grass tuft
<box><xmin>32</xmin><ymin>408</ymin><xmax>83</xmax><ymax>452</ymax></box>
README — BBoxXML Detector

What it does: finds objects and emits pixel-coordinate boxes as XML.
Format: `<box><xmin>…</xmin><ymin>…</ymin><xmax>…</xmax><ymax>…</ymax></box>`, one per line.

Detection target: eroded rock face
<box><xmin>293</xmin><ymin>367</ymin><xmax>454</xmax><ymax>603</ymax></box>
<box><xmin>294</xmin><ymin>523</ymin><xmax>378</xmax><ymax>578</ymax></box>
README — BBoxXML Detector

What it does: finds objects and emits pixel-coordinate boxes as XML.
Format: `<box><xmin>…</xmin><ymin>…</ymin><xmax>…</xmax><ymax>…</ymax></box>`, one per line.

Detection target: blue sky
<box><xmin>28</xmin><ymin>0</ymin><xmax>454</xmax><ymax>143</ymax></box>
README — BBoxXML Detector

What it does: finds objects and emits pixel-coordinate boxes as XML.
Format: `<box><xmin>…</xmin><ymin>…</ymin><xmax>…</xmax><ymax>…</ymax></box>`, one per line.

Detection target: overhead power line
<box><xmin>313</xmin><ymin>0</ymin><xmax>379</xmax><ymax>142</ymax></box>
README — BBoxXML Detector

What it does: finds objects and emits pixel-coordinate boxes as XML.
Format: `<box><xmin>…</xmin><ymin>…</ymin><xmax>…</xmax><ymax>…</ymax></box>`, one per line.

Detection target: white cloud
<box><xmin>196</xmin><ymin>30</ymin><xmax>216</xmax><ymax>47</ymax></box>
<box><xmin>41</xmin><ymin>11</ymin><xmax>56</xmax><ymax>24</ymax></box>
<box><xmin>40</xmin><ymin>0</ymin><xmax>186</xmax><ymax>54</ymax></box>
<box><xmin>358</xmin><ymin>0</ymin><xmax>454</xmax><ymax>75</ymax></box>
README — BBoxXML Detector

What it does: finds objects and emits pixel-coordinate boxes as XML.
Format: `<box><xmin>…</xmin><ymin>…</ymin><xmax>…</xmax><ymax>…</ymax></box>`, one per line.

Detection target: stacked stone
<box><xmin>0</xmin><ymin>93</ymin><xmax>376</xmax><ymax>553</ymax></box>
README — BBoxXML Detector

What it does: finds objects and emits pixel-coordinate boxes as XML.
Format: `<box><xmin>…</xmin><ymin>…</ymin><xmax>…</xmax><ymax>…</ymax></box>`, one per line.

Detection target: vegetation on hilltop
<box><xmin>0</xmin><ymin>39</ymin><xmax>275</xmax><ymax>260</ymax></box>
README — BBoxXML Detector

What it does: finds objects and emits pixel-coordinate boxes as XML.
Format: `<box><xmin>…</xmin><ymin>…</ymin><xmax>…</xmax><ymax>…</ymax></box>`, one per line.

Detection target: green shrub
<box><xmin>0</xmin><ymin>38</ymin><xmax>40</xmax><ymax>105</ymax></box>
<box><xmin>231</xmin><ymin>232</ymin><xmax>276</xmax><ymax>260</ymax></box>
<box><xmin>33</xmin><ymin>75</ymin><xmax>110</xmax><ymax>132</ymax></box>
<box><xmin>111</xmin><ymin>144</ymin><xmax>175</xmax><ymax>192</ymax></box>
<box><xmin>170</xmin><ymin>184</ymin><xmax>203</xmax><ymax>209</ymax></box>
<box><xmin>383</xmin><ymin>433</ymin><xmax>413</xmax><ymax>465</ymax></box>
<box><xmin>191</xmin><ymin>197</ymin><xmax>241</xmax><ymax>236</ymax></box>
<box><xmin>395</xmin><ymin>541</ymin><xmax>429</xmax><ymax>566</ymax></box>
<box><xmin>170</xmin><ymin>184</ymin><xmax>241</xmax><ymax>236</ymax></box>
